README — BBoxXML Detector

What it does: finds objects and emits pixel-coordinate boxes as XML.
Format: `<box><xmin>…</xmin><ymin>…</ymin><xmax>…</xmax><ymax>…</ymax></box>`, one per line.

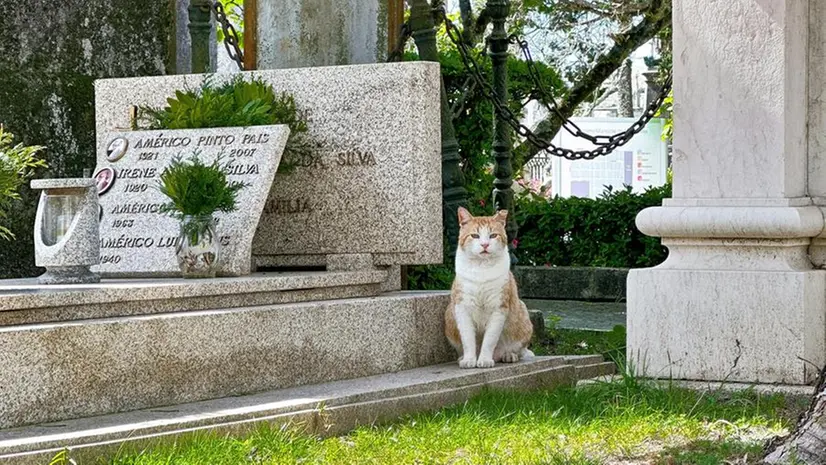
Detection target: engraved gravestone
<box><xmin>92</xmin><ymin>125</ymin><xmax>289</xmax><ymax>277</ymax></box>
<box><xmin>94</xmin><ymin>62</ymin><xmax>443</xmax><ymax>269</ymax></box>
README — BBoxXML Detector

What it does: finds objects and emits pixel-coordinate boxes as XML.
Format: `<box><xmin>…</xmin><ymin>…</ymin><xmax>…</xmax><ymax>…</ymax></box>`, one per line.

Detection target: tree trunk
<box><xmin>763</xmin><ymin>367</ymin><xmax>826</xmax><ymax>464</ymax></box>
<box><xmin>617</xmin><ymin>59</ymin><xmax>634</xmax><ymax>117</ymax></box>
<box><xmin>514</xmin><ymin>0</ymin><xmax>671</xmax><ymax>166</ymax></box>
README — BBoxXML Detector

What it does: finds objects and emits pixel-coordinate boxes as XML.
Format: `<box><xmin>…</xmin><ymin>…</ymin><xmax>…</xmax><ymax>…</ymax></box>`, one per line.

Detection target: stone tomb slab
<box><xmin>92</xmin><ymin>126</ymin><xmax>289</xmax><ymax>277</ymax></box>
<box><xmin>94</xmin><ymin>62</ymin><xmax>443</xmax><ymax>269</ymax></box>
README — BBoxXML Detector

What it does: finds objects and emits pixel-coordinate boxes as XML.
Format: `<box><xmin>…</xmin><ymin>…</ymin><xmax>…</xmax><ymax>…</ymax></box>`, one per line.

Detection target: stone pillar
<box><xmin>628</xmin><ymin>0</ymin><xmax>826</xmax><ymax>385</ymax></box>
<box><xmin>255</xmin><ymin>0</ymin><xmax>389</xmax><ymax>69</ymax></box>
<box><xmin>175</xmin><ymin>0</ymin><xmax>217</xmax><ymax>74</ymax></box>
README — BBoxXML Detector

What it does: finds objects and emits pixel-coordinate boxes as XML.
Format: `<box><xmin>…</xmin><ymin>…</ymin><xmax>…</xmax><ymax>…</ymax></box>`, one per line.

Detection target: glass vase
<box><xmin>175</xmin><ymin>215</ymin><xmax>220</xmax><ymax>278</ymax></box>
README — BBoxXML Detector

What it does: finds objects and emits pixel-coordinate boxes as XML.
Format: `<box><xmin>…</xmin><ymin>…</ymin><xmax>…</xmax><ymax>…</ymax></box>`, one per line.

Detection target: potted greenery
<box><xmin>157</xmin><ymin>152</ymin><xmax>246</xmax><ymax>278</ymax></box>
<box><xmin>135</xmin><ymin>76</ymin><xmax>306</xmax><ymax>274</ymax></box>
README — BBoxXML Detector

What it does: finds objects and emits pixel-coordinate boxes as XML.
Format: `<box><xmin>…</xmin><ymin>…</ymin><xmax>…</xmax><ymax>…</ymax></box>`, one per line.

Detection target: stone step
<box><xmin>0</xmin><ymin>291</ymin><xmax>453</xmax><ymax>430</ymax></box>
<box><xmin>0</xmin><ymin>271</ymin><xmax>387</xmax><ymax>325</ymax></box>
<box><xmin>0</xmin><ymin>355</ymin><xmax>615</xmax><ymax>465</ymax></box>
<box><xmin>525</xmin><ymin>299</ymin><xmax>627</xmax><ymax>332</ymax></box>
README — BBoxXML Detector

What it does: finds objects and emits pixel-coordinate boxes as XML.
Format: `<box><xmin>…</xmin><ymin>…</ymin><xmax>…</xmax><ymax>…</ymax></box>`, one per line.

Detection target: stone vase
<box><xmin>175</xmin><ymin>215</ymin><xmax>220</xmax><ymax>278</ymax></box>
<box><xmin>31</xmin><ymin>178</ymin><xmax>101</xmax><ymax>284</ymax></box>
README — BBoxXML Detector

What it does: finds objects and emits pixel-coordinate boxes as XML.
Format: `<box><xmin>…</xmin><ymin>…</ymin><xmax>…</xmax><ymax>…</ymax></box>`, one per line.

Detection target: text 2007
<box><xmin>229</xmin><ymin>148</ymin><xmax>257</xmax><ymax>158</ymax></box>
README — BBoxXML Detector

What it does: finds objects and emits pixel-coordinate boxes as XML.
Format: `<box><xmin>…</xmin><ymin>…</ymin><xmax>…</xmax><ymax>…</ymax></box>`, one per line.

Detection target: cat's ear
<box><xmin>458</xmin><ymin>207</ymin><xmax>473</xmax><ymax>226</ymax></box>
<box><xmin>494</xmin><ymin>210</ymin><xmax>508</xmax><ymax>225</ymax></box>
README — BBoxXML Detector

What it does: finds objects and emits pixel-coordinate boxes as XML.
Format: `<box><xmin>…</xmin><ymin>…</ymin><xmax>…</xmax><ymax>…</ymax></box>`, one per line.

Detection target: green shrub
<box><xmin>514</xmin><ymin>184</ymin><xmax>671</xmax><ymax>268</ymax></box>
<box><xmin>138</xmin><ymin>76</ymin><xmax>307</xmax><ymax>136</ymax></box>
<box><xmin>0</xmin><ymin>126</ymin><xmax>46</xmax><ymax>240</ymax></box>
<box><xmin>407</xmin><ymin>183</ymin><xmax>671</xmax><ymax>290</ymax></box>
<box><xmin>157</xmin><ymin>151</ymin><xmax>246</xmax><ymax>220</ymax></box>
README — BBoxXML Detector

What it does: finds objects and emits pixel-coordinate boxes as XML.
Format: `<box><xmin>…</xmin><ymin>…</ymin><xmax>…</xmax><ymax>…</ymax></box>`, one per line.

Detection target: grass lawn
<box><xmin>532</xmin><ymin>313</ymin><xmax>628</xmax><ymax>370</ymax></box>
<box><xmin>105</xmin><ymin>374</ymin><xmax>807</xmax><ymax>465</ymax></box>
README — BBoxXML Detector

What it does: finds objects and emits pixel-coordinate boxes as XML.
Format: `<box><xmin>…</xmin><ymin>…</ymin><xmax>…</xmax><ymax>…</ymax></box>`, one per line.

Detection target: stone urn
<box><xmin>31</xmin><ymin>178</ymin><xmax>101</xmax><ymax>284</ymax></box>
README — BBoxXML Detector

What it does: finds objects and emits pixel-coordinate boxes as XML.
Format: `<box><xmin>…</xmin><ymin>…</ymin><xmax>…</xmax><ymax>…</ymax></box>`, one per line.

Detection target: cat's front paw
<box><xmin>501</xmin><ymin>352</ymin><xmax>519</xmax><ymax>363</ymax></box>
<box><xmin>459</xmin><ymin>357</ymin><xmax>477</xmax><ymax>369</ymax></box>
<box><xmin>476</xmin><ymin>357</ymin><xmax>495</xmax><ymax>368</ymax></box>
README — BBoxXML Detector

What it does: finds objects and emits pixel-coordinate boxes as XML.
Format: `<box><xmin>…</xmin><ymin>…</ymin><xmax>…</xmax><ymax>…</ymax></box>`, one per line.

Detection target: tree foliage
<box><xmin>216</xmin><ymin>0</ymin><xmax>244</xmax><ymax>48</ymax></box>
<box><xmin>0</xmin><ymin>126</ymin><xmax>46</xmax><ymax>240</ymax></box>
<box><xmin>412</xmin><ymin>28</ymin><xmax>564</xmax><ymax>207</ymax></box>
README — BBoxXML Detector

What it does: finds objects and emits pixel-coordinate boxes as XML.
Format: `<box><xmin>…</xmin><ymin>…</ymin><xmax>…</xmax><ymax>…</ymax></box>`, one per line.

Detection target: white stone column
<box><xmin>256</xmin><ymin>0</ymin><xmax>388</xmax><ymax>69</ymax></box>
<box><xmin>628</xmin><ymin>0</ymin><xmax>826</xmax><ymax>384</ymax></box>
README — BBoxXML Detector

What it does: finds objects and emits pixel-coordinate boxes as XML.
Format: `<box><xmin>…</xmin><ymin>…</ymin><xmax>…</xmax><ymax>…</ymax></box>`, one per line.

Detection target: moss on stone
<box><xmin>0</xmin><ymin>1</ymin><xmax>174</xmax><ymax>278</ymax></box>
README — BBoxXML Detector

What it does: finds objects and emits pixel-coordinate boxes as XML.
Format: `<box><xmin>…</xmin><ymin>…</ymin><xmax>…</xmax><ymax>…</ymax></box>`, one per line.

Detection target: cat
<box><xmin>444</xmin><ymin>207</ymin><xmax>534</xmax><ymax>369</ymax></box>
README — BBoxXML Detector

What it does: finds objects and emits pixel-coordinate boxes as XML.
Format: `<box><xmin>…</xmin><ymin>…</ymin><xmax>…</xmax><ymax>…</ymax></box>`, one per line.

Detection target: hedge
<box><xmin>407</xmin><ymin>183</ymin><xmax>671</xmax><ymax>290</ymax></box>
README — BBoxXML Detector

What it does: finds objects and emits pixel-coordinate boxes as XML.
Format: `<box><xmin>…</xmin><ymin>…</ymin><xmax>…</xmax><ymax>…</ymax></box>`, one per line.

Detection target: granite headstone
<box><xmin>94</xmin><ymin>62</ymin><xmax>443</xmax><ymax>270</ymax></box>
<box><xmin>92</xmin><ymin>125</ymin><xmax>289</xmax><ymax>277</ymax></box>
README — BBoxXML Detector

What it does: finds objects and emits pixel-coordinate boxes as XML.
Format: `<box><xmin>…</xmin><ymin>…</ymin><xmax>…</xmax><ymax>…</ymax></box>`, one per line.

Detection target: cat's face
<box><xmin>457</xmin><ymin>207</ymin><xmax>508</xmax><ymax>259</ymax></box>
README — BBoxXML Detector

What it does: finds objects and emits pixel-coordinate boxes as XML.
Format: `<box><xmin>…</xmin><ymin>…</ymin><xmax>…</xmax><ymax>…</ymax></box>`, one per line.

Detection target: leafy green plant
<box><xmin>157</xmin><ymin>151</ymin><xmax>246</xmax><ymax>220</ymax></box>
<box><xmin>407</xmin><ymin>183</ymin><xmax>671</xmax><ymax>290</ymax></box>
<box><xmin>138</xmin><ymin>76</ymin><xmax>307</xmax><ymax>135</ymax></box>
<box><xmin>0</xmin><ymin>126</ymin><xmax>46</xmax><ymax>240</ymax></box>
<box><xmin>138</xmin><ymin>76</ymin><xmax>307</xmax><ymax>174</ymax></box>
<box><xmin>514</xmin><ymin>183</ymin><xmax>671</xmax><ymax>269</ymax></box>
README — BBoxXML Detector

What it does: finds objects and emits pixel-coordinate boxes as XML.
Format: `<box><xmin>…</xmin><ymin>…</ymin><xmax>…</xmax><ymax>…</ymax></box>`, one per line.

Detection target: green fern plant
<box><xmin>138</xmin><ymin>76</ymin><xmax>307</xmax><ymax>136</ymax></box>
<box><xmin>138</xmin><ymin>76</ymin><xmax>307</xmax><ymax>174</ymax></box>
<box><xmin>157</xmin><ymin>151</ymin><xmax>246</xmax><ymax>220</ymax></box>
<box><xmin>0</xmin><ymin>126</ymin><xmax>47</xmax><ymax>240</ymax></box>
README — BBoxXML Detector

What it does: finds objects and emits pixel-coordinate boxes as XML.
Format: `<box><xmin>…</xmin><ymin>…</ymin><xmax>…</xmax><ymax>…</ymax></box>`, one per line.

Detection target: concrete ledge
<box><xmin>0</xmin><ymin>271</ymin><xmax>386</xmax><ymax>325</ymax></box>
<box><xmin>579</xmin><ymin>376</ymin><xmax>815</xmax><ymax>398</ymax></box>
<box><xmin>0</xmin><ymin>356</ymin><xmax>615</xmax><ymax>465</ymax></box>
<box><xmin>515</xmin><ymin>266</ymin><xmax>627</xmax><ymax>301</ymax></box>
<box><xmin>0</xmin><ymin>291</ymin><xmax>454</xmax><ymax>429</ymax></box>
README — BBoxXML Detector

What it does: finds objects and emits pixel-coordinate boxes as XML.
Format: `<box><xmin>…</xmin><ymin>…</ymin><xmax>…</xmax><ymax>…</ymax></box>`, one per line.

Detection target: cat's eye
<box><xmin>471</xmin><ymin>234</ymin><xmax>480</xmax><ymax>239</ymax></box>
<box><xmin>490</xmin><ymin>234</ymin><xmax>499</xmax><ymax>238</ymax></box>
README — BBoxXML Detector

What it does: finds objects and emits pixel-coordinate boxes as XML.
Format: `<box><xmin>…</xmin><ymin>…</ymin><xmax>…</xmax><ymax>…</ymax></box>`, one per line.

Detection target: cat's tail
<box><xmin>520</xmin><ymin>347</ymin><xmax>535</xmax><ymax>360</ymax></box>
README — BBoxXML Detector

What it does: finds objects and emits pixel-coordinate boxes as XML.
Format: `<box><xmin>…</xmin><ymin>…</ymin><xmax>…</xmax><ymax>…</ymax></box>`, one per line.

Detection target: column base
<box><xmin>628</xmin><ymin>267</ymin><xmax>825</xmax><ymax>385</ymax></box>
<box><xmin>629</xmin><ymin>202</ymin><xmax>826</xmax><ymax>385</ymax></box>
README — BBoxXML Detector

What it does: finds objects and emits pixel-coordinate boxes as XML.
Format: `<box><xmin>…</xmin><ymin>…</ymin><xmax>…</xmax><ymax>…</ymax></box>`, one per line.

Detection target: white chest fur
<box><xmin>455</xmin><ymin>250</ymin><xmax>510</xmax><ymax>331</ymax></box>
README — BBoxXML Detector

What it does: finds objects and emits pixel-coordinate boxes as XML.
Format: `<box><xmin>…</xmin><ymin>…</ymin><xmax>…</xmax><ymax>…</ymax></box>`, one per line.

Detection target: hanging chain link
<box><xmin>436</xmin><ymin>7</ymin><xmax>672</xmax><ymax>161</ymax></box>
<box><xmin>211</xmin><ymin>1</ymin><xmax>245</xmax><ymax>71</ymax></box>
<box><xmin>514</xmin><ymin>36</ymin><xmax>672</xmax><ymax>148</ymax></box>
<box><xmin>387</xmin><ymin>22</ymin><xmax>413</xmax><ymax>62</ymax></box>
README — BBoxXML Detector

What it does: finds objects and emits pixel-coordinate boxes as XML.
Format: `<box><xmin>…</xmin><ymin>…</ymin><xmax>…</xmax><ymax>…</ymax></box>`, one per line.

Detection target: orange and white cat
<box><xmin>445</xmin><ymin>207</ymin><xmax>534</xmax><ymax>368</ymax></box>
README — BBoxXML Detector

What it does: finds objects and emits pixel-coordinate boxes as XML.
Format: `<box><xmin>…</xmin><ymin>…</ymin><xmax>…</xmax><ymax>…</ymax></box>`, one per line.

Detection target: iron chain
<box><xmin>437</xmin><ymin>7</ymin><xmax>673</xmax><ymax>161</ymax></box>
<box><xmin>513</xmin><ymin>35</ymin><xmax>672</xmax><ymax>148</ymax></box>
<box><xmin>211</xmin><ymin>1</ymin><xmax>245</xmax><ymax>71</ymax></box>
<box><xmin>387</xmin><ymin>22</ymin><xmax>412</xmax><ymax>62</ymax></box>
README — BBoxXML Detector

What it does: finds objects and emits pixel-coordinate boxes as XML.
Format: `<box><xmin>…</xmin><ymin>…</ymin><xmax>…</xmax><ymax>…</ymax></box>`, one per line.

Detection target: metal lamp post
<box><xmin>408</xmin><ymin>0</ymin><xmax>468</xmax><ymax>259</ymax></box>
<box><xmin>188</xmin><ymin>0</ymin><xmax>212</xmax><ymax>73</ymax></box>
<box><xmin>486</xmin><ymin>0</ymin><xmax>517</xmax><ymax>266</ymax></box>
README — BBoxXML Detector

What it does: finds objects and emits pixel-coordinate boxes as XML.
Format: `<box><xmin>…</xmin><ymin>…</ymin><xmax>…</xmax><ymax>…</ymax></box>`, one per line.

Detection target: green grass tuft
<box><xmin>105</xmin><ymin>378</ymin><xmax>797</xmax><ymax>465</ymax></box>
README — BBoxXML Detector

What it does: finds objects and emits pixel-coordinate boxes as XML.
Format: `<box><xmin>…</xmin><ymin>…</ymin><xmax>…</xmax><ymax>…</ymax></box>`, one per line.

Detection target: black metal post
<box><xmin>188</xmin><ymin>0</ymin><xmax>212</xmax><ymax>73</ymax></box>
<box><xmin>486</xmin><ymin>0</ymin><xmax>517</xmax><ymax>266</ymax></box>
<box><xmin>408</xmin><ymin>0</ymin><xmax>468</xmax><ymax>259</ymax></box>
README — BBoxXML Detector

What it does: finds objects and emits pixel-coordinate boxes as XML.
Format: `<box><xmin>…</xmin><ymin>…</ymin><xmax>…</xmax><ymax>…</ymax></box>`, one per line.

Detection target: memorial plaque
<box><xmin>92</xmin><ymin>125</ymin><xmax>289</xmax><ymax>277</ymax></box>
<box><xmin>94</xmin><ymin>62</ymin><xmax>443</xmax><ymax>269</ymax></box>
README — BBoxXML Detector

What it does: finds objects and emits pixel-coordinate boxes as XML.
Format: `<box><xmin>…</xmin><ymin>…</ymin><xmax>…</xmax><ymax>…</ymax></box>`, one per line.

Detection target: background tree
<box><xmin>448</xmin><ymin>0</ymin><xmax>671</xmax><ymax>165</ymax></box>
